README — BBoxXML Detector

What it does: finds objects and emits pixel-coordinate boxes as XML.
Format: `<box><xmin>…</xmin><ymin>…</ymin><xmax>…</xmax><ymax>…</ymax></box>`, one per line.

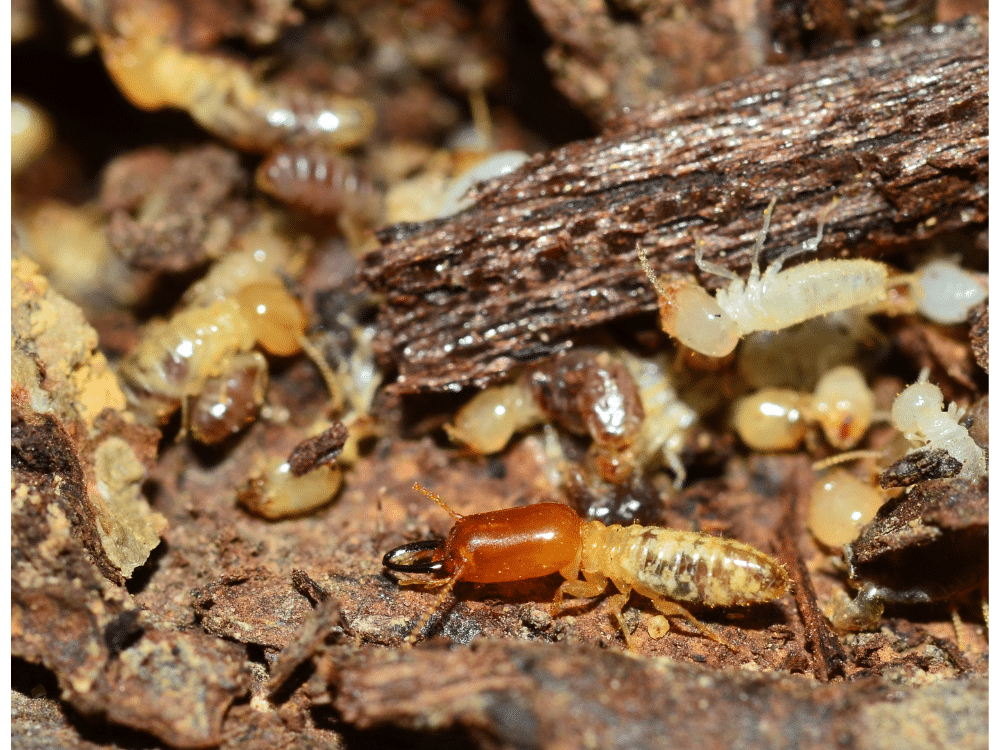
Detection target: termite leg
<box><xmin>552</xmin><ymin>570</ymin><xmax>608</xmax><ymax>618</ymax></box>
<box><xmin>176</xmin><ymin>396</ymin><xmax>191</xmax><ymax>442</ymax></box>
<box><xmin>604</xmin><ymin>583</ymin><xmax>638</xmax><ymax>651</ymax></box>
<box><xmin>296</xmin><ymin>334</ymin><xmax>345</xmax><ymax>413</ymax></box>
<box><xmin>403</xmin><ymin>565</ymin><xmax>464</xmax><ymax>646</ymax></box>
<box><xmin>693</xmin><ymin>236</ymin><xmax>739</xmax><ymax>281</ymax></box>
<box><xmin>811</xmin><ymin>449</ymin><xmax>885</xmax><ymax>471</ymax></box>
<box><xmin>644</xmin><ymin>593</ymin><xmax>739</xmax><ymax>652</ymax></box>
<box><xmin>770</xmin><ymin>197</ymin><xmax>840</xmax><ymax>273</ymax></box>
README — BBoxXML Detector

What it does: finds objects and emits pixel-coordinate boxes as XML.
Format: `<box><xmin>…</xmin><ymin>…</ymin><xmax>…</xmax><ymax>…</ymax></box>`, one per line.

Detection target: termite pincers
<box><xmin>383</xmin><ymin>484</ymin><xmax>790</xmax><ymax>650</ymax></box>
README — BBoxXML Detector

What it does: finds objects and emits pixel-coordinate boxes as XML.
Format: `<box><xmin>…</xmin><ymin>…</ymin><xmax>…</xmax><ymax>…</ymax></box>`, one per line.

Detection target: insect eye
<box><xmin>382</xmin><ymin>540</ymin><xmax>445</xmax><ymax>573</ymax></box>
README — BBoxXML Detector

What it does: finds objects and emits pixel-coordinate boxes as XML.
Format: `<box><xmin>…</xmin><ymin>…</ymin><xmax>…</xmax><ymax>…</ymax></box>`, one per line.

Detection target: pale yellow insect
<box><xmin>732</xmin><ymin>365</ymin><xmax>876</xmax><ymax>451</ymax></box>
<box><xmin>637</xmin><ymin>197</ymin><xmax>890</xmax><ymax>357</ymax></box>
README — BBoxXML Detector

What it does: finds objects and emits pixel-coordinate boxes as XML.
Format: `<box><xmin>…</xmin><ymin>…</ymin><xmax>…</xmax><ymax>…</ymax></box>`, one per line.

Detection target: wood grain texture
<box><xmin>362</xmin><ymin>20</ymin><xmax>987</xmax><ymax>394</ymax></box>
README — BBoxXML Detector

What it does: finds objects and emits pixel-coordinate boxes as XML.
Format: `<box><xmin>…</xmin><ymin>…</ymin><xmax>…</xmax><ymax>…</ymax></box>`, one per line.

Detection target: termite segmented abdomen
<box><xmin>748</xmin><ymin>260</ymin><xmax>888</xmax><ymax>333</ymax></box>
<box><xmin>591</xmin><ymin>525</ymin><xmax>790</xmax><ymax>606</ymax></box>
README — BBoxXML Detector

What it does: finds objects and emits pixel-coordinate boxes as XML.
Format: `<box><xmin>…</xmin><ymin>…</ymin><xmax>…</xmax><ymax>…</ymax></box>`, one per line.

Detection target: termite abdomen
<box><xmin>255</xmin><ymin>148</ymin><xmax>383</xmax><ymax>223</ymax></box>
<box><xmin>601</xmin><ymin>526</ymin><xmax>790</xmax><ymax>607</ymax></box>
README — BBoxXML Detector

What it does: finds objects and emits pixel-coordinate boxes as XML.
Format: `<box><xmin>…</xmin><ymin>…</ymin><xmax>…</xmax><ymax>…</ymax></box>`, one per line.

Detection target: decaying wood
<box><xmin>362</xmin><ymin>20</ymin><xmax>987</xmax><ymax>394</ymax></box>
<box><xmin>335</xmin><ymin>639</ymin><xmax>988</xmax><ymax>750</ymax></box>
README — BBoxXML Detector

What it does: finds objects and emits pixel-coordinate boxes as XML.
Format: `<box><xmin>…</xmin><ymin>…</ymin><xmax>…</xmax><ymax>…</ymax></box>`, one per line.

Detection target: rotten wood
<box><xmin>362</xmin><ymin>20</ymin><xmax>987</xmax><ymax>393</ymax></box>
<box><xmin>335</xmin><ymin>639</ymin><xmax>987</xmax><ymax>750</ymax></box>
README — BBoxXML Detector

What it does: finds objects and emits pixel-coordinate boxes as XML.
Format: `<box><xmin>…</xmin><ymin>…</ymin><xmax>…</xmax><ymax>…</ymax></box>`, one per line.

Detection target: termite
<box><xmin>732</xmin><ymin>364</ymin><xmax>876</xmax><ymax>451</ymax></box>
<box><xmin>636</xmin><ymin>197</ymin><xmax>890</xmax><ymax>358</ymax></box>
<box><xmin>383</xmin><ymin>484</ymin><xmax>790</xmax><ymax>650</ymax></box>
<box><xmin>255</xmin><ymin>148</ymin><xmax>384</xmax><ymax>247</ymax></box>
<box><xmin>97</xmin><ymin>15</ymin><xmax>374</xmax><ymax>153</ymax></box>
<box><xmin>889</xmin><ymin>370</ymin><xmax>987</xmax><ymax>482</ymax></box>
<box><xmin>119</xmin><ymin>272</ymin><xmax>341</xmax><ymax>442</ymax></box>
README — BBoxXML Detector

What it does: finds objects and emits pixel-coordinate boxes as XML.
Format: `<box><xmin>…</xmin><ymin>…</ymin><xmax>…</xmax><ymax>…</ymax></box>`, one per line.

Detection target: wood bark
<box><xmin>362</xmin><ymin>20</ymin><xmax>987</xmax><ymax>393</ymax></box>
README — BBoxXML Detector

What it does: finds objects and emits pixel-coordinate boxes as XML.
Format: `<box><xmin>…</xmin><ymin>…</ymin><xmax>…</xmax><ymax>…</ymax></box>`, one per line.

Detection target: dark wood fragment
<box><xmin>845</xmin><ymin>478</ymin><xmax>987</xmax><ymax>607</ymax></box>
<box><xmin>291</xmin><ymin>568</ymin><xmax>332</xmax><ymax>604</ymax></box>
<box><xmin>11</xmin><ymin>390</ymin><xmax>125</xmax><ymax>586</ymax></box>
<box><xmin>362</xmin><ymin>20</ymin><xmax>987</xmax><ymax>393</ymax></box>
<box><xmin>334</xmin><ymin>639</ymin><xmax>987</xmax><ymax>749</ymax></box>
<box><xmin>287</xmin><ymin>420</ymin><xmax>349</xmax><ymax>476</ymax></box>
<box><xmin>880</xmin><ymin>448</ymin><xmax>963</xmax><ymax>488</ymax></box>
<box><xmin>780</xmin><ymin>532</ymin><xmax>849</xmax><ymax>682</ymax></box>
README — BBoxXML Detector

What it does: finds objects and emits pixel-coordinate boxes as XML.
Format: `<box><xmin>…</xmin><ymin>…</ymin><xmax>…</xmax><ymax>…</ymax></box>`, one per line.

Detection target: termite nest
<box><xmin>11</xmin><ymin>0</ymin><xmax>987</xmax><ymax>688</ymax></box>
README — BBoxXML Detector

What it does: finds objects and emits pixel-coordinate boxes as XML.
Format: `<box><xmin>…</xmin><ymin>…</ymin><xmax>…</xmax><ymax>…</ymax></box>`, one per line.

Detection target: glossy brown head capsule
<box><xmin>385</xmin><ymin>484</ymin><xmax>790</xmax><ymax>650</ymax></box>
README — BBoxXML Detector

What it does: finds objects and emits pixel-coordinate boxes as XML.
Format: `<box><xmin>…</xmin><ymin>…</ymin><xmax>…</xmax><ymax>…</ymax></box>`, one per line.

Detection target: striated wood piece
<box><xmin>362</xmin><ymin>20</ymin><xmax>987</xmax><ymax>394</ymax></box>
<box><xmin>335</xmin><ymin>639</ymin><xmax>988</xmax><ymax>750</ymax></box>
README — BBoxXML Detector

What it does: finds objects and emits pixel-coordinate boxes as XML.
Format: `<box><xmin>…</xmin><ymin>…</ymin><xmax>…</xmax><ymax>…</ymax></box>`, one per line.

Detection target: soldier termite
<box><xmin>383</xmin><ymin>483</ymin><xmax>790</xmax><ymax>650</ymax></box>
<box><xmin>636</xmin><ymin>197</ymin><xmax>891</xmax><ymax>358</ymax></box>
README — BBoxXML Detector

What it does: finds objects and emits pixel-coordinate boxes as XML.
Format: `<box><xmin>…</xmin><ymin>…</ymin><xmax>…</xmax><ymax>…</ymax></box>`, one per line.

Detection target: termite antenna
<box><xmin>812</xmin><ymin>449</ymin><xmax>885</xmax><ymax>471</ymax></box>
<box><xmin>413</xmin><ymin>482</ymin><xmax>464</xmax><ymax>520</ymax></box>
<box><xmin>403</xmin><ymin>565</ymin><xmax>464</xmax><ymax>646</ymax></box>
<box><xmin>810</xmin><ymin>196</ymin><xmax>840</xmax><ymax>250</ymax></box>
<box><xmin>636</xmin><ymin>243</ymin><xmax>669</xmax><ymax>299</ymax></box>
<box><xmin>297</xmin><ymin>334</ymin><xmax>345</xmax><ymax>412</ymax></box>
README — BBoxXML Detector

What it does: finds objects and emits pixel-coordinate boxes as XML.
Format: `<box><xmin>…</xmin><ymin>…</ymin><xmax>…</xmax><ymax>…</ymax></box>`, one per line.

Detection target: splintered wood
<box><xmin>362</xmin><ymin>21</ymin><xmax>986</xmax><ymax>394</ymax></box>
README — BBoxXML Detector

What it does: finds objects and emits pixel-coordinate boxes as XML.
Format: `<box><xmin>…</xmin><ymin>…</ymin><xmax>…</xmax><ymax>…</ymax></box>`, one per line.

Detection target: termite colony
<box><xmin>12</xmin><ymin>0</ymin><xmax>987</xmax><ymax>673</ymax></box>
<box><xmin>381</xmin><ymin>195</ymin><xmax>986</xmax><ymax>650</ymax></box>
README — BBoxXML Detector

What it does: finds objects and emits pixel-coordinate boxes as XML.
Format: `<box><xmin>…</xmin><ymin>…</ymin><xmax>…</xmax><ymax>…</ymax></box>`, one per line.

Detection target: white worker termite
<box><xmin>889</xmin><ymin>371</ymin><xmax>987</xmax><ymax>482</ymax></box>
<box><xmin>636</xmin><ymin>197</ymin><xmax>890</xmax><ymax>358</ymax></box>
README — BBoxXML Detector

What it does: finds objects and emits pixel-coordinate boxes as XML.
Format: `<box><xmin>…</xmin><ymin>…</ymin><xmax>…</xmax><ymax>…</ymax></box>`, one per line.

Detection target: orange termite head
<box><xmin>385</xmin><ymin>484</ymin><xmax>583</xmax><ymax>585</ymax></box>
